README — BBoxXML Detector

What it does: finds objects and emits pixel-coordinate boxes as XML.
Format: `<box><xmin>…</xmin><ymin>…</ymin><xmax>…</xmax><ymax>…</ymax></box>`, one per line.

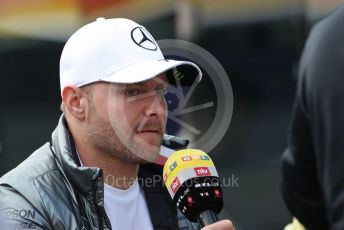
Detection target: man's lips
<box><xmin>136</xmin><ymin>119</ymin><xmax>164</xmax><ymax>135</ymax></box>
<box><xmin>138</xmin><ymin>130</ymin><xmax>162</xmax><ymax>134</ymax></box>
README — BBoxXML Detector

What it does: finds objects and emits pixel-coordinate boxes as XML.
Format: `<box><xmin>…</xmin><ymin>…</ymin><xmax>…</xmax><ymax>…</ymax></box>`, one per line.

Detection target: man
<box><xmin>282</xmin><ymin>4</ymin><xmax>344</xmax><ymax>230</ymax></box>
<box><xmin>0</xmin><ymin>208</ymin><xmax>10</xmax><ymax>230</ymax></box>
<box><xmin>0</xmin><ymin>18</ymin><xmax>233</xmax><ymax>230</ymax></box>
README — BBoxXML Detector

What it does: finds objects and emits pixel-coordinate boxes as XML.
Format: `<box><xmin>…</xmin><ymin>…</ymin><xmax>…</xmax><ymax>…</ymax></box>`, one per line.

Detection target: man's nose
<box><xmin>144</xmin><ymin>94</ymin><xmax>167</xmax><ymax>117</ymax></box>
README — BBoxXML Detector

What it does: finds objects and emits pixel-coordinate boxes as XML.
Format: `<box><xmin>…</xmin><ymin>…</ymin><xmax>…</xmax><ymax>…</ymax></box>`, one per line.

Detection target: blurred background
<box><xmin>0</xmin><ymin>0</ymin><xmax>342</xmax><ymax>229</ymax></box>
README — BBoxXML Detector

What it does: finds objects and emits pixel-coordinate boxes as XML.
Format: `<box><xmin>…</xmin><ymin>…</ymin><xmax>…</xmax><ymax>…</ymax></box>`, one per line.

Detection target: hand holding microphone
<box><xmin>163</xmin><ymin>149</ymin><xmax>234</xmax><ymax>229</ymax></box>
<box><xmin>201</xmin><ymin>220</ymin><xmax>234</xmax><ymax>230</ymax></box>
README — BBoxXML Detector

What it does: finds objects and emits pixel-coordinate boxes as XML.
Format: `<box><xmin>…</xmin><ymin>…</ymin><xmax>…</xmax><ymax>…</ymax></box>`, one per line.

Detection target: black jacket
<box><xmin>0</xmin><ymin>116</ymin><xmax>199</xmax><ymax>230</ymax></box>
<box><xmin>281</xmin><ymin>4</ymin><xmax>344</xmax><ymax>230</ymax></box>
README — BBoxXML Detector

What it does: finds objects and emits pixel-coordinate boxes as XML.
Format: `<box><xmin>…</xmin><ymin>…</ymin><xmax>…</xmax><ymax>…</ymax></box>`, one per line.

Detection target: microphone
<box><xmin>163</xmin><ymin>149</ymin><xmax>223</xmax><ymax>228</ymax></box>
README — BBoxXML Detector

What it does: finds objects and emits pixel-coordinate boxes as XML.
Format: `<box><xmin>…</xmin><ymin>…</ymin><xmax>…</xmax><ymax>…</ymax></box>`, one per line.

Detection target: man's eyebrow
<box><xmin>125</xmin><ymin>80</ymin><xmax>168</xmax><ymax>88</ymax></box>
<box><xmin>114</xmin><ymin>82</ymin><xmax>144</xmax><ymax>89</ymax></box>
<box><xmin>126</xmin><ymin>82</ymin><xmax>146</xmax><ymax>87</ymax></box>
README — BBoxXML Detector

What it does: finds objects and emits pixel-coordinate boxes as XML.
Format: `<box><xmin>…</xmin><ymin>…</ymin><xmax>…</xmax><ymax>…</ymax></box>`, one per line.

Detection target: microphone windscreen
<box><xmin>163</xmin><ymin>149</ymin><xmax>223</xmax><ymax>222</ymax></box>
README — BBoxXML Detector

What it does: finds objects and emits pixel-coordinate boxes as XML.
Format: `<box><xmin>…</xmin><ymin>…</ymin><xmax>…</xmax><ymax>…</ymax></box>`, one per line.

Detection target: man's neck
<box><xmin>75</xmin><ymin>141</ymin><xmax>139</xmax><ymax>190</ymax></box>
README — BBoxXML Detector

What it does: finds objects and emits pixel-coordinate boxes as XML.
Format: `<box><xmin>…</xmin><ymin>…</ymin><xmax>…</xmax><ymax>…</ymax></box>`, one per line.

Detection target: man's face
<box><xmin>85</xmin><ymin>74</ymin><xmax>168</xmax><ymax>163</ymax></box>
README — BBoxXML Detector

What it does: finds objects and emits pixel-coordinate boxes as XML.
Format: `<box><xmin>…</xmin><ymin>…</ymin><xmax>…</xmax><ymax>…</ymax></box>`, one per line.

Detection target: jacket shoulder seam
<box><xmin>31</xmin><ymin>168</ymin><xmax>59</xmax><ymax>181</ymax></box>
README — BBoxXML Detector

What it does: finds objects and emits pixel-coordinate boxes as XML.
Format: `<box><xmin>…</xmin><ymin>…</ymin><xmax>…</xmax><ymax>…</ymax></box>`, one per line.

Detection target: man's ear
<box><xmin>61</xmin><ymin>86</ymin><xmax>88</xmax><ymax>120</ymax></box>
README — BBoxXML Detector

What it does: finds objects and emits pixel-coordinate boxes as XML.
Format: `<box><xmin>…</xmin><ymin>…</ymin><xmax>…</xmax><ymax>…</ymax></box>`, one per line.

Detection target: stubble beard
<box><xmin>85</xmin><ymin>103</ymin><xmax>162</xmax><ymax>164</ymax></box>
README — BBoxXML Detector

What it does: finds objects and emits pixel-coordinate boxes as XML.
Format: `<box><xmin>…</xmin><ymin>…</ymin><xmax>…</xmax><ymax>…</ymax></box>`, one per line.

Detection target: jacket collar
<box><xmin>51</xmin><ymin>115</ymin><xmax>100</xmax><ymax>198</ymax></box>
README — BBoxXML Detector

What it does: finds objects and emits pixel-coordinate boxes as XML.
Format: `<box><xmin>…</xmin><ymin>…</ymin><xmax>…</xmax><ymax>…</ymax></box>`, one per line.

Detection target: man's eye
<box><xmin>125</xmin><ymin>89</ymin><xmax>140</xmax><ymax>97</ymax></box>
<box><xmin>157</xmin><ymin>87</ymin><xmax>168</xmax><ymax>96</ymax></box>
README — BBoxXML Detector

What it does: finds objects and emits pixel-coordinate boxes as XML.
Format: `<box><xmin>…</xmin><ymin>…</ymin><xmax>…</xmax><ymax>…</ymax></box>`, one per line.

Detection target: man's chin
<box><xmin>132</xmin><ymin>137</ymin><xmax>161</xmax><ymax>163</ymax></box>
<box><xmin>136</xmin><ymin>132</ymin><xmax>162</xmax><ymax>145</ymax></box>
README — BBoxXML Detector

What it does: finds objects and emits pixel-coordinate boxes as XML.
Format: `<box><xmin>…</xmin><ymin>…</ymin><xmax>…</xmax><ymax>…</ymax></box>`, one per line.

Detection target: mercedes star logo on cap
<box><xmin>131</xmin><ymin>27</ymin><xmax>157</xmax><ymax>51</ymax></box>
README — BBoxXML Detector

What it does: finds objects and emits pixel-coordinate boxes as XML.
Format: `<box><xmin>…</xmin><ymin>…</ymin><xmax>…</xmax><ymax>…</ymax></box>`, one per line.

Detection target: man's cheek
<box><xmin>162</xmin><ymin>112</ymin><xmax>168</xmax><ymax>128</ymax></box>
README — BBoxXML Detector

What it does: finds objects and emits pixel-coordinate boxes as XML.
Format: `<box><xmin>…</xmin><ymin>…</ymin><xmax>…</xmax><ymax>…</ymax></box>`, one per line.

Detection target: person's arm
<box><xmin>201</xmin><ymin>220</ymin><xmax>234</xmax><ymax>230</ymax></box>
<box><xmin>0</xmin><ymin>184</ymin><xmax>52</xmax><ymax>230</ymax></box>
<box><xmin>281</xmin><ymin>76</ymin><xmax>328</xmax><ymax>229</ymax></box>
<box><xmin>0</xmin><ymin>208</ymin><xmax>11</xmax><ymax>230</ymax></box>
<box><xmin>282</xmin><ymin>6</ymin><xmax>344</xmax><ymax>229</ymax></box>
<box><xmin>281</xmin><ymin>21</ymin><xmax>329</xmax><ymax>229</ymax></box>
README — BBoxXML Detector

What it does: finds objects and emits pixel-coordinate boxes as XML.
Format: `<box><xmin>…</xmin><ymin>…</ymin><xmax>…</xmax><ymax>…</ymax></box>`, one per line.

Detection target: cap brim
<box><xmin>100</xmin><ymin>59</ymin><xmax>202</xmax><ymax>86</ymax></box>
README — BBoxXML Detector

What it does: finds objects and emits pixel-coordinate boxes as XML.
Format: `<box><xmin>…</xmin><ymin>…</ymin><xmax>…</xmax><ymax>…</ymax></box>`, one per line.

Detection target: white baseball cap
<box><xmin>59</xmin><ymin>17</ymin><xmax>202</xmax><ymax>92</ymax></box>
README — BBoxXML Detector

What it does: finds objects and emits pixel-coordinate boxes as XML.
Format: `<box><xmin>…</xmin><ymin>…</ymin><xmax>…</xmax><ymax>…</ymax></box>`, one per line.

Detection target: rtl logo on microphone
<box><xmin>194</xmin><ymin>167</ymin><xmax>211</xmax><ymax>176</ymax></box>
<box><xmin>171</xmin><ymin>177</ymin><xmax>181</xmax><ymax>193</ymax></box>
